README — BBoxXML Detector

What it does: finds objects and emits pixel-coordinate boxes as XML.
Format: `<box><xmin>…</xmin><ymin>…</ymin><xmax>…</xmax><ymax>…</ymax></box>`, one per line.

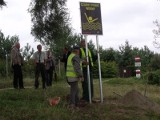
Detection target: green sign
<box><xmin>80</xmin><ymin>2</ymin><xmax>103</xmax><ymax>35</ymax></box>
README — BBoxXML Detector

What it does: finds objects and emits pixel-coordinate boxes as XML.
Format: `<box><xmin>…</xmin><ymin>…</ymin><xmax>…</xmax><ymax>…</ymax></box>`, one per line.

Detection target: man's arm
<box><xmin>72</xmin><ymin>55</ymin><xmax>83</xmax><ymax>77</ymax></box>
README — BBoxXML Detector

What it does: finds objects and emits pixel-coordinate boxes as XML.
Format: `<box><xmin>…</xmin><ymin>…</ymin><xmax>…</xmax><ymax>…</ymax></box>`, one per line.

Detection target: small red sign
<box><xmin>135</xmin><ymin>57</ymin><xmax>140</xmax><ymax>62</ymax></box>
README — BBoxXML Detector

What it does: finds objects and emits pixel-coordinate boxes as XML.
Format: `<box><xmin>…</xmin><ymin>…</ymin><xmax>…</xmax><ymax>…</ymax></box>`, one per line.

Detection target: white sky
<box><xmin>0</xmin><ymin>0</ymin><xmax>160</xmax><ymax>53</ymax></box>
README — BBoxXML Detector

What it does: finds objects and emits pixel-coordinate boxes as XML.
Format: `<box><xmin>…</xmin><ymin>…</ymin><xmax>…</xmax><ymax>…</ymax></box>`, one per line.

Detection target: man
<box><xmin>61</xmin><ymin>47</ymin><xmax>71</xmax><ymax>72</ymax></box>
<box><xmin>66</xmin><ymin>46</ymin><xmax>83</xmax><ymax>108</ymax></box>
<box><xmin>45</xmin><ymin>49</ymin><xmax>55</xmax><ymax>86</ymax></box>
<box><xmin>33</xmin><ymin>44</ymin><xmax>46</xmax><ymax>89</ymax></box>
<box><xmin>11</xmin><ymin>42</ymin><xmax>24</xmax><ymax>89</ymax></box>
<box><xmin>80</xmin><ymin>39</ymin><xmax>97</xmax><ymax>102</ymax></box>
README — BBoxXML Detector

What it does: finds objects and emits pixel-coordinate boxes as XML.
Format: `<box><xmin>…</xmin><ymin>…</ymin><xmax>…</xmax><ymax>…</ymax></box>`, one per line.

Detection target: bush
<box><xmin>93</xmin><ymin>61</ymin><xmax>118</xmax><ymax>78</ymax></box>
<box><xmin>0</xmin><ymin>59</ymin><xmax>6</xmax><ymax>77</ymax></box>
<box><xmin>147</xmin><ymin>70</ymin><xmax>160</xmax><ymax>85</ymax></box>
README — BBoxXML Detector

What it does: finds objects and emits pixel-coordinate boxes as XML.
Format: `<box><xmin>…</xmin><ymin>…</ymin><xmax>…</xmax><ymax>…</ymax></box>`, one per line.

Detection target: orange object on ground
<box><xmin>48</xmin><ymin>97</ymin><xmax>61</xmax><ymax>106</ymax></box>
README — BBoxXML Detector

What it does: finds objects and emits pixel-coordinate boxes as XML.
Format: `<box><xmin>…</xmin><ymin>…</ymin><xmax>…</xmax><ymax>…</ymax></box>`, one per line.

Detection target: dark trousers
<box><xmin>82</xmin><ymin>68</ymin><xmax>93</xmax><ymax>101</ymax></box>
<box><xmin>45</xmin><ymin>67</ymin><xmax>53</xmax><ymax>86</ymax></box>
<box><xmin>12</xmin><ymin>64</ymin><xmax>24</xmax><ymax>89</ymax></box>
<box><xmin>68</xmin><ymin>81</ymin><xmax>79</xmax><ymax>105</ymax></box>
<box><xmin>35</xmin><ymin>63</ymin><xmax>46</xmax><ymax>89</ymax></box>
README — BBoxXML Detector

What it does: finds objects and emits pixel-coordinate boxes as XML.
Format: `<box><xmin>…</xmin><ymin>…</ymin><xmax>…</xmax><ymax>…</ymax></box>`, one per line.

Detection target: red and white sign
<box><xmin>135</xmin><ymin>56</ymin><xmax>141</xmax><ymax>67</ymax></box>
<box><xmin>136</xmin><ymin>69</ymin><xmax>141</xmax><ymax>74</ymax></box>
<box><xmin>135</xmin><ymin>57</ymin><xmax>141</xmax><ymax>62</ymax></box>
<box><xmin>136</xmin><ymin>69</ymin><xmax>141</xmax><ymax>78</ymax></box>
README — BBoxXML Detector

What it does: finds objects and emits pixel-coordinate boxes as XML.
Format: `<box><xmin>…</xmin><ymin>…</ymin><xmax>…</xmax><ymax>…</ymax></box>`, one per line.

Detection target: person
<box><xmin>45</xmin><ymin>49</ymin><xmax>55</xmax><ymax>86</ymax></box>
<box><xmin>33</xmin><ymin>44</ymin><xmax>46</xmax><ymax>89</ymax></box>
<box><xmin>11</xmin><ymin>42</ymin><xmax>24</xmax><ymax>89</ymax></box>
<box><xmin>80</xmin><ymin>39</ymin><xmax>97</xmax><ymax>102</ymax></box>
<box><xmin>60</xmin><ymin>47</ymin><xmax>71</xmax><ymax>72</ymax></box>
<box><xmin>66</xmin><ymin>46</ymin><xmax>83</xmax><ymax>108</ymax></box>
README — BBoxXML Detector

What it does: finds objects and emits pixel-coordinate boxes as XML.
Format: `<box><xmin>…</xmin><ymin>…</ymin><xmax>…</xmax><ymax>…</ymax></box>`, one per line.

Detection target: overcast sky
<box><xmin>0</xmin><ymin>0</ymin><xmax>160</xmax><ymax>53</ymax></box>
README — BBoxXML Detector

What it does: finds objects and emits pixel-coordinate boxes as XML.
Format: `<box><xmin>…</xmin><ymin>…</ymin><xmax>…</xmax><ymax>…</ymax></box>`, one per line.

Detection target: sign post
<box><xmin>80</xmin><ymin>2</ymin><xmax>103</xmax><ymax>103</ymax></box>
<box><xmin>135</xmin><ymin>56</ymin><xmax>141</xmax><ymax>78</ymax></box>
<box><xmin>80</xmin><ymin>2</ymin><xmax>103</xmax><ymax>35</ymax></box>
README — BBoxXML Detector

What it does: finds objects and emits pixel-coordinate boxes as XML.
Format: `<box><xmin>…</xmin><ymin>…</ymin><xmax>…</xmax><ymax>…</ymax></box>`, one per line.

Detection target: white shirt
<box><xmin>33</xmin><ymin>51</ymin><xmax>46</xmax><ymax>63</ymax></box>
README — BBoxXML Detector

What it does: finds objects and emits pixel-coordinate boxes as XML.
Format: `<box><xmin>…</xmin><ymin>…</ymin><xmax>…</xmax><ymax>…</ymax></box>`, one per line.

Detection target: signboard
<box><xmin>135</xmin><ymin>57</ymin><xmax>140</xmax><ymax>62</ymax></box>
<box><xmin>135</xmin><ymin>62</ymin><xmax>141</xmax><ymax>67</ymax></box>
<box><xmin>135</xmin><ymin>56</ymin><xmax>141</xmax><ymax>67</ymax></box>
<box><xmin>136</xmin><ymin>69</ymin><xmax>141</xmax><ymax>78</ymax></box>
<box><xmin>80</xmin><ymin>2</ymin><xmax>103</xmax><ymax>35</ymax></box>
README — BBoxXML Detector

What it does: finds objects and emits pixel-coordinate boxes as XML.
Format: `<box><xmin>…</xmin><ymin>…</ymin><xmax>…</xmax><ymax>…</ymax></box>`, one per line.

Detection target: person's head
<box><xmin>63</xmin><ymin>47</ymin><xmax>69</xmax><ymax>54</ymax></box>
<box><xmin>37</xmin><ymin>44</ymin><xmax>42</xmax><ymax>52</ymax></box>
<box><xmin>80</xmin><ymin>39</ymin><xmax>86</xmax><ymax>48</ymax></box>
<box><xmin>47</xmin><ymin>49</ymin><xmax>52</xmax><ymax>57</ymax></box>
<box><xmin>15</xmin><ymin>42</ymin><xmax>20</xmax><ymax>49</ymax></box>
<box><xmin>72</xmin><ymin>46</ymin><xmax>80</xmax><ymax>55</ymax></box>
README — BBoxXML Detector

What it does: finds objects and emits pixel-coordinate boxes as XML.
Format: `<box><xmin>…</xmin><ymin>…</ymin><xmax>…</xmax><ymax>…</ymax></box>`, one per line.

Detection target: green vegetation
<box><xmin>0</xmin><ymin>77</ymin><xmax>160</xmax><ymax>120</ymax></box>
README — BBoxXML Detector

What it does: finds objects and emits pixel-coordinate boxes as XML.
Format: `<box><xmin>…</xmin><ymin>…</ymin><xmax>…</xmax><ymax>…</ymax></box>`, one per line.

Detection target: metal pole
<box><xmin>85</xmin><ymin>35</ymin><xmax>92</xmax><ymax>103</ymax></box>
<box><xmin>58</xmin><ymin>57</ymin><xmax>61</xmax><ymax>76</ymax></box>
<box><xmin>6</xmin><ymin>53</ymin><xmax>8</xmax><ymax>77</ymax></box>
<box><xmin>96</xmin><ymin>35</ymin><xmax>103</xmax><ymax>103</ymax></box>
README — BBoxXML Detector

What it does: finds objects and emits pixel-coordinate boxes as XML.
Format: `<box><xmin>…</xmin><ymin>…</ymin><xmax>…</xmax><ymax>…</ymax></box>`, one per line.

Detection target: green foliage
<box><xmin>93</xmin><ymin>61</ymin><xmax>118</xmax><ymax>78</ymax></box>
<box><xmin>22</xmin><ymin>59</ymin><xmax>35</xmax><ymax>78</ymax></box>
<box><xmin>150</xmin><ymin>53</ymin><xmax>160</xmax><ymax>71</ymax></box>
<box><xmin>0</xmin><ymin>59</ymin><xmax>6</xmax><ymax>77</ymax></box>
<box><xmin>0</xmin><ymin>31</ymin><xmax>19</xmax><ymax>59</ymax></box>
<box><xmin>147</xmin><ymin>70</ymin><xmax>160</xmax><ymax>85</ymax></box>
<box><xmin>21</xmin><ymin>43</ymin><xmax>34</xmax><ymax>61</ymax></box>
<box><xmin>101</xmin><ymin>48</ymin><xmax>115</xmax><ymax>62</ymax></box>
<box><xmin>118</xmin><ymin>40</ymin><xmax>134</xmax><ymax>67</ymax></box>
<box><xmin>29</xmin><ymin>0</ymin><xmax>78</xmax><ymax>56</ymax></box>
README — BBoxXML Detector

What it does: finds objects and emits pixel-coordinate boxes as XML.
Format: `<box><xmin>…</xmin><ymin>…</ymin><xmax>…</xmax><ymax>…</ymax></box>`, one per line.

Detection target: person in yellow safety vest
<box><xmin>80</xmin><ymin>39</ymin><xmax>97</xmax><ymax>102</ymax></box>
<box><xmin>66</xmin><ymin>46</ymin><xmax>83</xmax><ymax>108</ymax></box>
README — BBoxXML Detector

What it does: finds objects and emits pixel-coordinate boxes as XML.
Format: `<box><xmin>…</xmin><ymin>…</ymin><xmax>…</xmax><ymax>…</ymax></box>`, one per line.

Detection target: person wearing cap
<box><xmin>80</xmin><ymin>39</ymin><xmax>97</xmax><ymax>102</ymax></box>
<box><xmin>33</xmin><ymin>44</ymin><xmax>46</xmax><ymax>89</ymax></box>
<box><xmin>66</xmin><ymin>46</ymin><xmax>83</xmax><ymax>108</ymax></box>
<box><xmin>11</xmin><ymin>42</ymin><xmax>24</xmax><ymax>89</ymax></box>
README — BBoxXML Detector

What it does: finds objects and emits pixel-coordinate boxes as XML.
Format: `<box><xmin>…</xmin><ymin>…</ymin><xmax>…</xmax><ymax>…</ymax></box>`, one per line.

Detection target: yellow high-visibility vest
<box><xmin>66</xmin><ymin>53</ymin><xmax>78</xmax><ymax>77</ymax></box>
<box><xmin>80</xmin><ymin>48</ymin><xmax>93</xmax><ymax>67</ymax></box>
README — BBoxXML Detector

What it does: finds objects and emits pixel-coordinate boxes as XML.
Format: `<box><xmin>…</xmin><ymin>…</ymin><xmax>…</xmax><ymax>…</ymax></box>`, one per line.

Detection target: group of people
<box><xmin>11</xmin><ymin>43</ymin><xmax>55</xmax><ymax>89</ymax></box>
<box><xmin>64</xmin><ymin>39</ymin><xmax>97</xmax><ymax>108</ymax></box>
<box><xmin>11</xmin><ymin>39</ymin><xmax>97</xmax><ymax>108</ymax></box>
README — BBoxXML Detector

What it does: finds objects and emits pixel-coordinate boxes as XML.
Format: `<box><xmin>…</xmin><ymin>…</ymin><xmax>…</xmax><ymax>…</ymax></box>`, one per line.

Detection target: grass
<box><xmin>0</xmin><ymin>77</ymin><xmax>160</xmax><ymax>120</ymax></box>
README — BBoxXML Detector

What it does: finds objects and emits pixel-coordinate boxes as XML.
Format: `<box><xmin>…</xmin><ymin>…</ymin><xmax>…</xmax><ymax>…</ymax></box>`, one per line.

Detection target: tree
<box><xmin>21</xmin><ymin>43</ymin><xmax>34</xmax><ymax>61</ymax></box>
<box><xmin>138</xmin><ymin>46</ymin><xmax>154</xmax><ymax>72</ymax></box>
<box><xmin>101</xmin><ymin>47</ymin><xmax>115</xmax><ymax>62</ymax></box>
<box><xmin>118</xmin><ymin>40</ymin><xmax>134</xmax><ymax>67</ymax></box>
<box><xmin>29</xmin><ymin>0</ymin><xmax>74</xmax><ymax>56</ymax></box>
<box><xmin>0</xmin><ymin>31</ymin><xmax>19</xmax><ymax>59</ymax></box>
<box><xmin>0</xmin><ymin>0</ymin><xmax>6</xmax><ymax>8</ymax></box>
<box><xmin>150</xmin><ymin>53</ymin><xmax>160</xmax><ymax>71</ymax></box>
<box><xmin>153</xmin><ymin>20</ymin><xmax>160</xmax><ymax>48</ymax></box>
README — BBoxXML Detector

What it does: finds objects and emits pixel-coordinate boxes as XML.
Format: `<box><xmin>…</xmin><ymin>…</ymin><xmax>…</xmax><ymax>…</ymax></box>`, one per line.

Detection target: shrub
<box><xmin>147</xmin><ymin>70</ymin><xmax>160</xmax><ymax>85</ymax></box>
<box><xmin>93</xmin><ymin>61</ymin><xmax>118</xmax><ymax>78</ymax></box>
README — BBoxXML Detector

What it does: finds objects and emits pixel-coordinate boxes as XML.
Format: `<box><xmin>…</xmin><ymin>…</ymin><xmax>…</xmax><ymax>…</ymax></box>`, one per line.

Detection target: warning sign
<box><xmin>80</xmin><ymin>2</ymin><xmax>103</xmax><ymax>35</ymax></box>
